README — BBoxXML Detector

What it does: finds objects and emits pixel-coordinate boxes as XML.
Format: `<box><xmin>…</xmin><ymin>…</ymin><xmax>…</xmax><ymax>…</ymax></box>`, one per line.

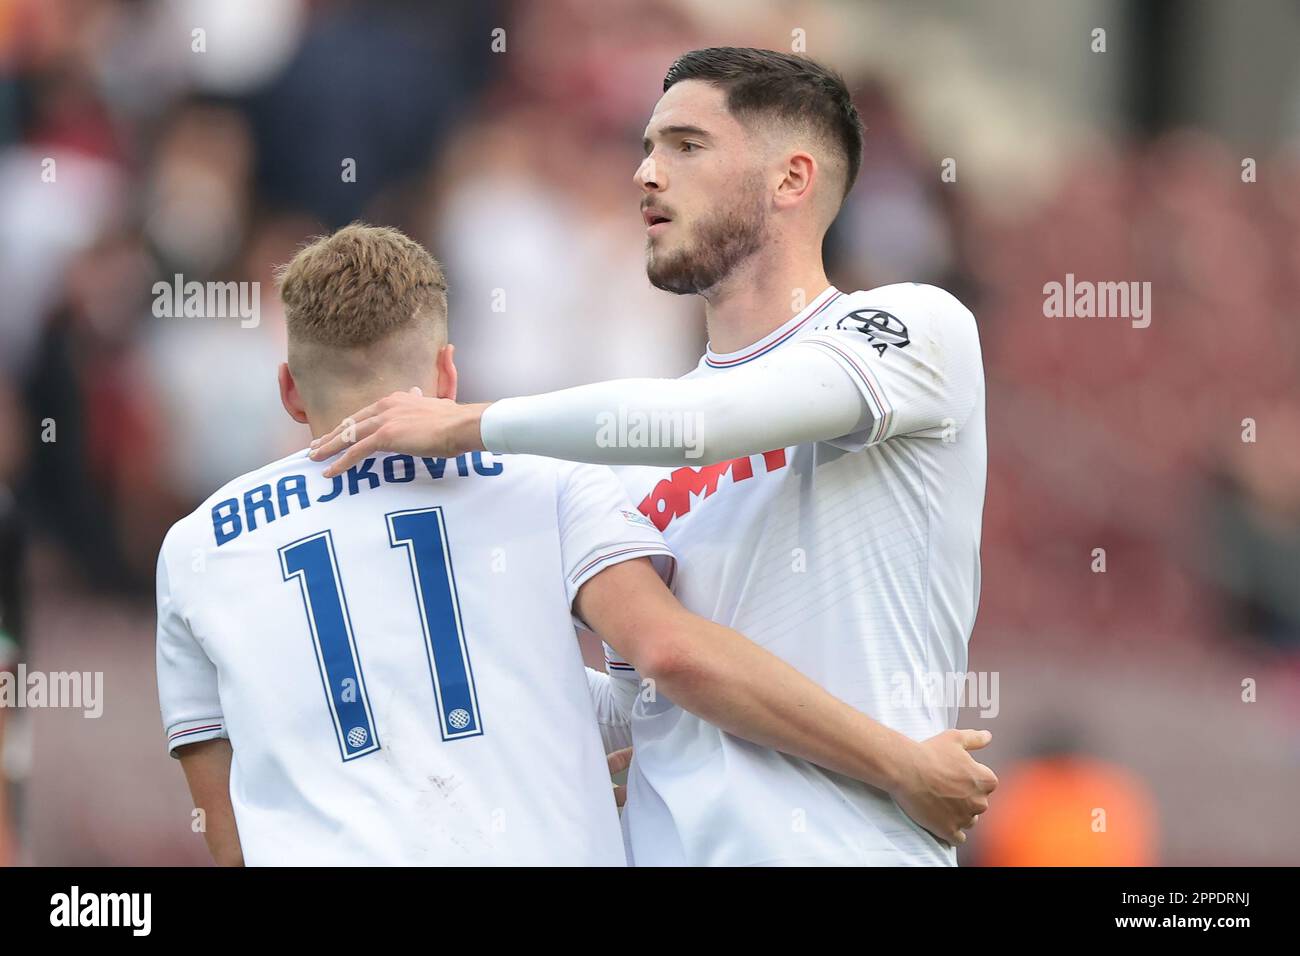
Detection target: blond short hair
<box><xmin>276</xmin><ymin>223</ymin><xmax>448</xmax><ymax>348</ymax></box>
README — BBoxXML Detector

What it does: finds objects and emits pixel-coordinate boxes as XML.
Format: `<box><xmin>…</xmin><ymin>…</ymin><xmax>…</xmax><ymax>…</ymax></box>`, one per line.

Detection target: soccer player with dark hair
<box><xmin>312</xmin><ymin>48</ymin><xmax>995</xmax><ymax>866</ymax></box>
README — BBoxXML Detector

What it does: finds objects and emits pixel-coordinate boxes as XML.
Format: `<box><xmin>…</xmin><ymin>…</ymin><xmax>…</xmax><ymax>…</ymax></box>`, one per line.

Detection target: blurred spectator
<box><xmin>247</xmin><ymin>0</ymin><xmax>502</xmax><ymax>229</ymax></box>
<box><xmin>975</xmin><ymin>729</ymin><xmax>1159</xmax><ymax>866</ymax></box>
<box><xmin>830</xmin><ymin>78</ymin><xmax>960</xmax><ymax>291</ymax></box>
<box><xmin>20</xmin><ymin>229</ymin><xmax>157</xmax><ymax>590</ymax></box>
<box><xmin>0</xmin><ymin>380</ymin><xmax>26</xmax><ymax>866</ymax></box>
<box><xmin>144</xmin><ymin>100</ymin><xmax>253</xmax><ymax>278</ymax></box>
<box><xmin>143</xmin><ymin>213</ymin><xmax>313</xmax><ymax>507</ymax></box>
<box><xmin>430</xmin><ymin>109</ymin><xmax>702</xmax><ymax>399</ymax></box>
<box><xmin>1206</xmin><ymin>401</ymin><xmax>1300</xmax><ymax>650</ymax></box>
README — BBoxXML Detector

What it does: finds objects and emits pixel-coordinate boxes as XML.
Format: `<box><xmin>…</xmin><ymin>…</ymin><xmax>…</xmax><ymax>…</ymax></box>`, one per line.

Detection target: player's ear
<box><xmin>774</xmin><ymin>150</ymin><xmax>815</xmax><ymax>210</ymax></box>
<box><xmin>278</xmin><ymin>363</ymin><xmax>310</xmax><ymax>425</ymax></box>
<box><xmin>436</xmin><ymin>344</ymin><xmax>458</xmax><ymax>401</ymax></box>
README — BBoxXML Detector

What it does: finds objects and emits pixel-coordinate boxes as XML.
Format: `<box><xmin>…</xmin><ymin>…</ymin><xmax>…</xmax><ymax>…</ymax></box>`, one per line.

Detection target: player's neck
<box><xmin>304</xmin><ymin>383</ymin><xmax>434</xmax><ymax>441</ymax></box>
<box><xmin>306</xmin><ymin>413</ymin><xmax>345</xmax><ymax>442</ymax></box>
<box><xmin>305</xmin><ymin>405</ymin><xmax>363</xmax><ymax>441</ymax></box>
<box><xmin>700</xmin><ymin>250</ymin><xmax>831</xmax><ymax>355</ymax></box>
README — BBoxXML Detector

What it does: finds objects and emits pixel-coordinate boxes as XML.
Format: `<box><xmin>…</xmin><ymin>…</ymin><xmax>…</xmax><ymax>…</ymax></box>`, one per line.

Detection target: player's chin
<box><xmin>644</xmin><ymin>251</ymin><xmax>676</xmax><ymax>287</ymax></box>
<box><xmin>646</xmin><ymin>258</ymin><xmax>701</xmax><ymax>296</ymax></box>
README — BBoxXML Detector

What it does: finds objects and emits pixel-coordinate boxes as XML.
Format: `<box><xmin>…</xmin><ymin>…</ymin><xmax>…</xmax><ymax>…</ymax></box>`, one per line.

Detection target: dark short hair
<box><xmin>663</xmin><ymin>47</ymin><xmax>864</xmax><ymax>200</ymax></box>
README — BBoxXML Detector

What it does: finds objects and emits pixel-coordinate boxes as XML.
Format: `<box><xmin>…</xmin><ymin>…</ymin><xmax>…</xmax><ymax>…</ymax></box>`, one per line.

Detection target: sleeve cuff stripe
<box><xmin>804</xmin><ymin>337</ymin><xmax>893</xmax><ymax>443</ymax></box>
<box><xmin>570</xmin><ymin>545</ymin><xmax>676</xmax><ymax>584</ymax></box>
<box><xmin>168</xmin><ymin>722</ymin><xmax>224</xmax><ymax>741</ymax></box>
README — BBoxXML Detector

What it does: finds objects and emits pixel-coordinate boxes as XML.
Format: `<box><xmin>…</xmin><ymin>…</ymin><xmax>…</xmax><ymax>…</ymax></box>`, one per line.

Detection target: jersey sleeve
<box><xmin>156</xmin><ymin>534</ymin><xmax>227</xmax><ymax>757</ymax></box>
<box><xmin>585</xmin><ymin>666</ymin><xmax>634</xmax><ymax>753</ymax></box>
<box><xmin>799</xmin><ymin>283</ymin><xmax>983</xmax><ymax>452</ymax></box>
<box><xmin>555</xmin><ymin>461</ymin><xmax>677</xmax><ymax>617</ymax></box>
<box><xmin>479</xmin><ymin>352</ymin><xmax>864</xmax><ymax>467</ymax></box>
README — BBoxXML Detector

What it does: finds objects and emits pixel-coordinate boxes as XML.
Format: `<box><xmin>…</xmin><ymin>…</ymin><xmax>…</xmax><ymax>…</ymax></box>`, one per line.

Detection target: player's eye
<box><xmin>679</xmin><ymin>141</ymin><xmax>700</xmax><ymax>153</ymax></box>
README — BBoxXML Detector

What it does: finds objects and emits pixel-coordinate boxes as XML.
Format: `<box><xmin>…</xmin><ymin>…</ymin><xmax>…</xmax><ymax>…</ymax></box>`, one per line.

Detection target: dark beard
<box><xmin>646</xmin><ymin>186</ymin><xmax>766</xmax><ymax>295</ymax></box>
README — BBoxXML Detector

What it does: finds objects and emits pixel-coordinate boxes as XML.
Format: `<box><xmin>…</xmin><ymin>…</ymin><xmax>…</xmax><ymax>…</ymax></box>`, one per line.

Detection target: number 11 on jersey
<box><xmin>279</xmin><ymin>506</ymin><xmax>482</xmax><ymax>763</ymax></box>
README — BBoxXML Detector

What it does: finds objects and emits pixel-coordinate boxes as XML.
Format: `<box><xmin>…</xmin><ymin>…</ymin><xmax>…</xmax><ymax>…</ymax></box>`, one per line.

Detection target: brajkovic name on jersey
<box><xmin>211</xmin><ymin>452</ymin><xmax>504</xmax><ymax>547</ymax></box>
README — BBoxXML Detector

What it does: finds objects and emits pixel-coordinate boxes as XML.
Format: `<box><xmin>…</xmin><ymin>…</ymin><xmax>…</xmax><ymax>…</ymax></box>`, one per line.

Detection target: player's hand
<box><xmin>308</xmin><ymin>389</ymin><xmax>488</xmax><ymax>478</ymax></box>
<box><xmin>893</xmin><ymin>729</ymin><xmax>998</xmax><ymax>847</ymax></box>
<box><xmin>607</xmin><ymin>747</ymin><xmax>633</xmax><ymax>808</ymax></box>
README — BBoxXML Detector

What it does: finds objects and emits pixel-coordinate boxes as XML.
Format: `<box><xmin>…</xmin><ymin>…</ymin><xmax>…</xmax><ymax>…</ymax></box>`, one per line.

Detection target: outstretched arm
<box><xmin>310</xmin><ymin>283</ymin><xmax>979</xmax><ymax>474</ymax></box>
<box><xmin>310</xmin><ymin>343</ymin><xmax>868</xmax><ymax>474</ymax></box>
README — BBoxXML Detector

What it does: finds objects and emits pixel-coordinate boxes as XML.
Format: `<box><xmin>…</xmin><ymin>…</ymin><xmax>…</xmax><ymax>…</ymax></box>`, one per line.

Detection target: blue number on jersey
<box><xmin>387</xmin><ymin>508</ymin><xmax>482</xmax><ymax>740</ymax></box>
<box><xmin>279</xmin><ymin>531</ymin><xmax>381</xmax><ymax>760</ymax></box>
<box><xmin>279</xmin><ymin>507</ymin><xmax>482</xmax><ymax>762</ymax></box>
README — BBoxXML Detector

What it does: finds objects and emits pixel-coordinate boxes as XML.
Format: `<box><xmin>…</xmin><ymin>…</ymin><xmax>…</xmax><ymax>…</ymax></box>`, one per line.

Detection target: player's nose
<box><xmin>634</xmin><ymin>154</ymin><xmax>662</xmax><ymax>191</ymax></box>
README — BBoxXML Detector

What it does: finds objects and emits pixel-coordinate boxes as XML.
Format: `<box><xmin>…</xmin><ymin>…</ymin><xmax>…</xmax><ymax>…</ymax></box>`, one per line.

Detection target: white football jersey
<box><xmin>606</xmin><ymin>283</ymin><xmax>986</xmax><ymax>866</ymax></box>
<box><xmin>157</xmin><ymin>447</ymin><xmax>673</xmax><ymax>865</ymax></box>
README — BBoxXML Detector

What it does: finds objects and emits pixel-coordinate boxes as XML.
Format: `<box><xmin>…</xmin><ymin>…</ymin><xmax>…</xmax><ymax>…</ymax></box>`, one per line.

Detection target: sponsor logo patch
<box><xmin>829</xmin><ymin>308</ymin><xmax>910</xmax><ymax>356</ymax></box>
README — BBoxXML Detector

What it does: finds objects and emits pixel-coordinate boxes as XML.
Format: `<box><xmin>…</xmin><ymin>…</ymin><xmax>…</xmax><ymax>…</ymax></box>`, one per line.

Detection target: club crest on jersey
<box><xmin>831</xmin><ymin>308</ymin><xmax>910</xmax><ymax>356</ymax></box>
<box><xmin>619</xmin><ymin>509</ymin><xmax>655</xmax><ymax>530</ymax></box>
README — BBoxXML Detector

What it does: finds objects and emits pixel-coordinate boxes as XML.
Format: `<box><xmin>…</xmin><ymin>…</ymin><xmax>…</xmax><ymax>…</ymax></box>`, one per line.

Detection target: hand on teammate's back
<box><xmin>893</xmin><ymin>729</ymin><xmax>998</xmax><ymax>847</ymax></box>
<box><xmin>309</xmin><ymin>388</ymin><xmax>487</xmax><ymax>478</ymax></box>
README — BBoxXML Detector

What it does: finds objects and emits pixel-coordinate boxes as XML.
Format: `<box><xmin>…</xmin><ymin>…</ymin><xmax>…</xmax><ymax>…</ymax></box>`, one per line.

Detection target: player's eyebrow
<box><xmin>642</xmin><ymin>124</ymin><xmax>712</xmax><ymax>154</ymax></box>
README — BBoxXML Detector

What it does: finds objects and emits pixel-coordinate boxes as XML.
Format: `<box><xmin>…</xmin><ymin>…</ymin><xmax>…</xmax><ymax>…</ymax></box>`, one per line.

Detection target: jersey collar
<box><xmin>703</xmin><ymin>285</ymin><xmax>843</xmax><ymax>368</ymax></box>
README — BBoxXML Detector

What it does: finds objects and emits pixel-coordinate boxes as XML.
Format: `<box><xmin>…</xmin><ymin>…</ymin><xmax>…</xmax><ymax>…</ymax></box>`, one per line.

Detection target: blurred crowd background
<box><xmin>1</xmin><ymin>0</ymin><xmax>1298</xmax><ymax>865</ymax></box>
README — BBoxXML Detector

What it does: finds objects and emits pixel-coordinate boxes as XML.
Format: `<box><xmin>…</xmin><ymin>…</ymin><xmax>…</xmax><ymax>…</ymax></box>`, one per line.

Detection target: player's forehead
<box><xmin>642</xmin><ymin>80</ymin><xmax>739</xmax><ymax>142</ymax></box>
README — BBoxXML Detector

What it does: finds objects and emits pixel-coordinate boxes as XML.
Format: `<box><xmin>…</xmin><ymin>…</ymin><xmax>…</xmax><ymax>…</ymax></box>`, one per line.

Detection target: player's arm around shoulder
<box><xmin>573</xmin><ymin>559</ymin><xmax>999</xmax><ymax>846</ymax></box>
